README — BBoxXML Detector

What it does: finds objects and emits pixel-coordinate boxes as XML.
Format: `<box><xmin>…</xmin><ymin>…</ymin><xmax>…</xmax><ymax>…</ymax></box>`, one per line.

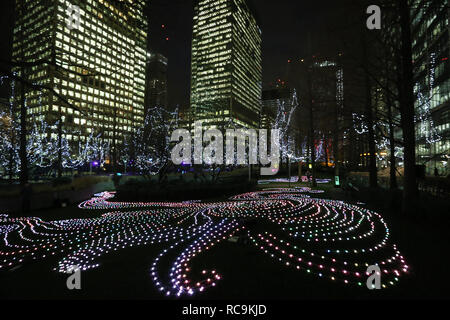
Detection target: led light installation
<box><xmin>0</xmin><ymin>188</ymin><xmax>409</xmax><ymax>296</ymax></box>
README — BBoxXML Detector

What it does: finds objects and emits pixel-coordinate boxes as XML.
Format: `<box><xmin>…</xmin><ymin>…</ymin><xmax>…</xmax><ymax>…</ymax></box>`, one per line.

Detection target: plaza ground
<box><xmin>1</xmin><ymin>179</ymin><xmax>449</xmax><ymax>300</ymax></box>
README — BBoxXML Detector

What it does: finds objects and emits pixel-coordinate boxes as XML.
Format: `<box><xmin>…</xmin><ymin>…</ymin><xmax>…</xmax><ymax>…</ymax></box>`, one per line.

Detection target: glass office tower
<box><xmin>12</xmin><ymin>0</ymin><xmax>147</xmax><ymax>144</ymax></box>
<box><xmin>411</xmin><ymin>0</ymin><xmax>450</xmax><ymax>175</ymax></box>
<box><xmin>190</xmin><ymin>0</ymin><xmax>262</xmax><ymax>130</ymax></box>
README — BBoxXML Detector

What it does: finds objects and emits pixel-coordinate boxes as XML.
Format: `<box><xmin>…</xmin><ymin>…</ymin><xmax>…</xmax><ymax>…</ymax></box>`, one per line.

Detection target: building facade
<box><xmin>308</xmin><ymin>58</ymin><xmax>345</xmax><ymax>166</ymax></box>
<box><xmin>190</xmin><ymin>0</ymin><xmax>262</xmax><ymax>130</ymax></box>
<box><xmin>411</xmin><ymin>0</ymin><xmax>450</xmax><ymax>175</ymax></box>
<box><xmin>12</xmin><ymin>0</ymin><xmax>147</xmax><ymax>145</ymax></box>
<box><xmin>145</xmin><ymin>52</ymin><xmax>168</xmax><ymax>116</ymax></box>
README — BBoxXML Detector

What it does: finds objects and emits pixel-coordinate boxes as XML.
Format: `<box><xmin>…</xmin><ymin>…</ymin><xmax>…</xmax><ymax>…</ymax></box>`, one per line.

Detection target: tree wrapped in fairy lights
<box><xmin>130</xmin><ymin>106</ymin><xmax>179</xmax><ymax>180</ymax></box>
<box><xmin>27</xmin><ymin>120</ymin><xmax>59</xmax><ymax>169</ymax></box>
<box><xmin>63</xmin><ymin>131</ymin><xmax>110</xmax><ymax>170</ymax></box>
<box><xmin>0</xmin><ymin>107</ymin><xmax>19</xmax><ymax>179</ymax></box>
<box><xmin>273</xmin><ymin>89</ymin><xmax>303</xmax><ymax>162</ymax></box>
<box><xmin>0</xmin><ymin>76</ymin><xmax>113</xmax><ymax>178</ymax></box>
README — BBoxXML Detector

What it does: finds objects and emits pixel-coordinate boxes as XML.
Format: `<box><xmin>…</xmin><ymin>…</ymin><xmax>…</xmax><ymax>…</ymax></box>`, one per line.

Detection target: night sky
<box><xmin>148</xmin><ymin>0</ymin><xmax>355</xmax><ymax>108</ymax></box>
<box><xmin>0</xmin><ymin>0</ymin><xmax>361</xmax><ymax>107</ymax></box>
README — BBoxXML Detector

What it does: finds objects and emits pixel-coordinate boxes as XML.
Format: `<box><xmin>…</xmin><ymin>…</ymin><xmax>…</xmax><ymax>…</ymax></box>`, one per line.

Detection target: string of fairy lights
<box><xmin>0</xmin><ymin>188</ymin><xmax>409</xmax><ymax>296</ymax></box>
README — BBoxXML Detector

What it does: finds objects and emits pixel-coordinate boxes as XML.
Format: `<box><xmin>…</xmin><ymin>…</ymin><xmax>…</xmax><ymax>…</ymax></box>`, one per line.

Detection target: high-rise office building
<box><xmin>306</xmin><ymin>58</ymin><xmax>345</xmax><ymax>166</ymax></box>
<box><xmin>411</xmin><ymin>0</ymin><xmax>450</xmax><ymax>175</ymax></box>
<box><xmin>12</xmin><ymin>0</ymin><xmax>147</xmax><ymax>145</ymax></box>
<box><xmin>145</xmin><ymin>52</ymin><xmax>168</xmax><ymax>115</ymax></box>
<box><xmin>190</xmin><ymin>0</ymin><xmax>262</xmax><ymax>130</ymax></box>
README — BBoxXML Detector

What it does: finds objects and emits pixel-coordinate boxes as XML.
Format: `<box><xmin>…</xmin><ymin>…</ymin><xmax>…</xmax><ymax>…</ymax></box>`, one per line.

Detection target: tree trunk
<box><xmin>9</xmin><ymin>113</ymin><xmax>15</xmax><ymax>184</ymax></box>
<box><xmin>399</xmin><ymin>0</ymin><xmax>418</xmax><ymax>215</ymax></box>
<box><xmin>8</xmin><ymin>148</ymin><xmax>14</xmax><ymax>183</ymax></box>
<box><xmin>385</xmin><ymin>46</ymin><xmax>399</xmax><ymax>191</ymax></box>
<box><xmin>57</xmin><ymin>117</ymin><xmax>62</xmax><ymax>178</ymax></box>
<box><xmin>362</xmin><ymin>33</ymin><xmax>378</xmax><ymax>189</ymax></box>
<box><xmin>112</xmin><ymin>101</ymin><xmax>117</xmax><ymax>174</ymax></box>
<box><xmin>386</xmin><ymin>93</ymin><xmax>398</xmax><ymax>190</ymax></box>
<box><xmin>307</xmin><ymin>67</ymin><xmax>317</xmax><ymax>187</ymax></box>
<box><xmin>19</xmin><ymin>11</ymin><xmax>28</xmax><ymax>187</ymax></box>
<box><xmin>333</xmin><ymin>87</ymin><xmax>340</xmax><ymax>186</ymax></box>
<box><xmin>298</xmin><ymin>161</ymin><xmax>302</xmax><ymax>179</ymax></box>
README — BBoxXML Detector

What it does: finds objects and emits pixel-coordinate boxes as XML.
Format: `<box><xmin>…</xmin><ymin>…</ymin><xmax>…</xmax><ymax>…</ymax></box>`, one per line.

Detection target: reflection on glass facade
<box><xmin>411</xmin><ymin>0</ymin><xmax>450</xmax><ymax>175</ymax></box>
<box><xmin>12</xmin><ymin>0</ymin><xmax>147</xmax><ymax>144</ymax></box>
<box><xmin>190</xmin><ymin>0</ymin><xmax>262</xmax><ymax>130</ymax></box>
